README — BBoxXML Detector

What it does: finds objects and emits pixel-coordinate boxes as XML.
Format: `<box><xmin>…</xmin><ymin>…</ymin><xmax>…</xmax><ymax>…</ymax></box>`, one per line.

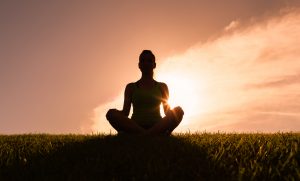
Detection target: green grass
<box><xmin>0</xmin><ymin>133</ymin><xmax>299</xmax><ymax>180</ymax></box>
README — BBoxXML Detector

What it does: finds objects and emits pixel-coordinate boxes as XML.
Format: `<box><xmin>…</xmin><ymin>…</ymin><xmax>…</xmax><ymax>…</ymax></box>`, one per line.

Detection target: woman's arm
<box><xmin>121</xmin><ymin>83</ymin><xmax>133</xmax><ymax>117</ymax></box>
<box><xmin>160</xmin><ymin>83</ymin><xmax>171</xmax><ymax>115</ymax></box>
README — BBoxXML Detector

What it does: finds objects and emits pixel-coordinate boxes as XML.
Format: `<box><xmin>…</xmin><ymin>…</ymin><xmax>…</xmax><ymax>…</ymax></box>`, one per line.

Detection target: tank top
<box><xmin>131</xmin><ymin>81</ymin><xmax>162</xmax><ymax>128</ymax></box>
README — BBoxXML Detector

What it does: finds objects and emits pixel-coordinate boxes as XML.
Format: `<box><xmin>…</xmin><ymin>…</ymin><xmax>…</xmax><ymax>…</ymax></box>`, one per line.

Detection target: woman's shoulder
<box><xmin>155</xmin><ymin>81</ymin><xmax>168</xmax><ymax>90</ymax></box>
<box><xmin>125</xmin><ymin>82</ymin><xmax>139</xmax><ymax>92</ymax></box>
<box><xmin>155</xmin><ymin>81</ymin><xmax>167</xmax><ymax>86</ymax></box>
<box><xmin>126</xmin><ymin>82</ymin><xmax>136</xmax><ymax>86</ymax></box>
<box><xmin>126</xmin><ymin>82</ymin><xmax>137</xmax><ymax>89</ymax></box>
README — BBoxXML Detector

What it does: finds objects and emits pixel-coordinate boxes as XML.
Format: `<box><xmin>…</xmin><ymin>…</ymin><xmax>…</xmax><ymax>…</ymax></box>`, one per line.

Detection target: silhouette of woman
<box><xmin>106</xmin><ymin>50</ymin><xmax>184</xmax><ymax>135</ymax></box>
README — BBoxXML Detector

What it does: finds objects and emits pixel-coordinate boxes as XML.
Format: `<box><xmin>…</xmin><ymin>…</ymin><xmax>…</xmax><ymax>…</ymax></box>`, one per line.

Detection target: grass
<box><xmin>0</xmin><ymin>133</ymin><xmax>299</xmax><ymax>180</ymax></box>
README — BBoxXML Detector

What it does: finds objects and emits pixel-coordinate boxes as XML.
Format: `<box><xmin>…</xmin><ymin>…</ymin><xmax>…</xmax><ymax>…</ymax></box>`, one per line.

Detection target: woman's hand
<box><xmin>166</xmin><ymin>106</ymin><xmax>184</xmax><ymax>121</ymax></box>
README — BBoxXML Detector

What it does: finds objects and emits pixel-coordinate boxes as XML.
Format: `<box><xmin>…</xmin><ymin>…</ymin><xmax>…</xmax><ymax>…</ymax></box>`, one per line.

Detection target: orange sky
<box><xmin>1</xmin><ymin>0</ymin><xmax>300</xmax><ymax>134</ymax></box>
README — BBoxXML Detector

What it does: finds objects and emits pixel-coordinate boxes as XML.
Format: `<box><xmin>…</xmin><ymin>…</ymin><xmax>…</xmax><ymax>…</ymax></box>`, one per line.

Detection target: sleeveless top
<box><xmin>131</xmin><ymin>81</ymin><xmax>163</xmax><ymax>128</ymax></box>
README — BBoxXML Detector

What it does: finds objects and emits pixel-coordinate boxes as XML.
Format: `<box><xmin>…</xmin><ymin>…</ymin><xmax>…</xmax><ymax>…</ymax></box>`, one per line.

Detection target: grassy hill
<box><xmin>0</xmin><ymin>133</ymin><xmax>299</xmax><ymax>180</ymax></box>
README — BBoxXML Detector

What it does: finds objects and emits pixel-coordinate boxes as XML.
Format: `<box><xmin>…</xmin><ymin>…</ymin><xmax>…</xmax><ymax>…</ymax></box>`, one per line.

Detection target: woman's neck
<box><xmin>139</xmin><ymin>72</ymin><xmax>155</xmax><ymax>86</ymax></box>
<box><xmin>140</xmin><ymin>72</ymin><xmax>153</xmax><ymax>81</ymax></box>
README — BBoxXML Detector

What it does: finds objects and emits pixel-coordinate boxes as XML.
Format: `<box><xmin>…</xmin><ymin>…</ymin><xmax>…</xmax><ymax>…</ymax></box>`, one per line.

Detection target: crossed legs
<box><xmin>106</xmin><ymin>107</ymin><xmax>184</xmax><ymax>135</ymax></box>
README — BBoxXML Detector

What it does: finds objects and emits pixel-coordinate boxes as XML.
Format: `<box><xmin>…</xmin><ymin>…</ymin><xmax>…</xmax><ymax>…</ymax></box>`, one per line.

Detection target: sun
<box><xmin>157</xmin><ymin>72</ymin><xmax>202</xmax><ymax>125</ymax></box>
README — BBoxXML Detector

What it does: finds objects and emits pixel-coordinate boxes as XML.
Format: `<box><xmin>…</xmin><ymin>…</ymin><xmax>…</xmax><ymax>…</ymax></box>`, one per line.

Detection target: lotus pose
<box><xmin>106</xmin><ymin>50</ymin><xmax>184</xmax><ymax>135</ymax></box>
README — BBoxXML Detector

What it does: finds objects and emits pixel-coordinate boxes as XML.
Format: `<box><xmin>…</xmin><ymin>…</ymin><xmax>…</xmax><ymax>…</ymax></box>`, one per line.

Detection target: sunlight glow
<box><xmin>157</xmin><ymin>72</ymin><xmax>203</xmax><ymax>125</ymax></box>
<box><xmin>90</xmin><ymin>9</ymin><xmax>300</xmax><ymax>134</ymax></box>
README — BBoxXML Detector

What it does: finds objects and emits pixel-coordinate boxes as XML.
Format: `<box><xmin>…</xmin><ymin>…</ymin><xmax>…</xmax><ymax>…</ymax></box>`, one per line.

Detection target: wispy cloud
<box><xmin>224</xmin><ymin>20</ymin><xmax>240</xmax><ymax>31</ymax></box>
<box><xmin>86</xmin><ymin>8</ymin><xmax>300</xmax><ymax>134</ymax></box>
<box><xmin>245</xmin><ymin>73</ymin><xmax>300</xmax><ymax>89</ymax></box>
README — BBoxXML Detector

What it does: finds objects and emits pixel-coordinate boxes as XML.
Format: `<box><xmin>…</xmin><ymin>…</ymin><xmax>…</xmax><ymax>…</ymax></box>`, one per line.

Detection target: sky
<box><xmin>1</xmin><ymin>0</ymin><xmax>300</xmax><ymax>134</ymax></box>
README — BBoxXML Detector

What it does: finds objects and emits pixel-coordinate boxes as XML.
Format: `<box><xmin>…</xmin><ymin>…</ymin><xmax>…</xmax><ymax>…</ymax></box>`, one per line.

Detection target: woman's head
<box><xmin>139</xmin><ymin>50</ymin><xmax>156</xmax><ymax>73</ymax></box>
<box><xmin>139</xmin><ymin>50</ymin><xmax>155</xmax><ymax>63</ymax></box>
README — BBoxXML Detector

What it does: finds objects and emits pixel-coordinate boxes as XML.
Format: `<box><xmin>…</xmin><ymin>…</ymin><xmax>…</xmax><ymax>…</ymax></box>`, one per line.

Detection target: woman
<box><xmin>106</xmin><ymin>50</ymin><xmax>184</xmax><ymax>135</ymax></box>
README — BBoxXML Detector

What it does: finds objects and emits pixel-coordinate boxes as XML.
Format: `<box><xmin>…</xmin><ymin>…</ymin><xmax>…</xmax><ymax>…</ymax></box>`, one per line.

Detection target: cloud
<box><xmin>245</xmin><ymin>73</ymin><xmax>300</xmax><ymax>89</ymax></box>
<box><xmin>86</xmin><ymin>8</ymin><xmax>300</xmax><ymax>134</ymax></box>
<box><xmin>224</xmin><ymin>20</ymin><xmax>240</xmax><ymax>31</ymax></box>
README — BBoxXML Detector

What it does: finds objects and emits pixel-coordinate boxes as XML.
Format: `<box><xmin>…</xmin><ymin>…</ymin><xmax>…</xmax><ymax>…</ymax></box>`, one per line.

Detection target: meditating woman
<box><xmin>106</xmin><ymin>50</ymin><xmax>184</xmax><ymax>135</ymax></box>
